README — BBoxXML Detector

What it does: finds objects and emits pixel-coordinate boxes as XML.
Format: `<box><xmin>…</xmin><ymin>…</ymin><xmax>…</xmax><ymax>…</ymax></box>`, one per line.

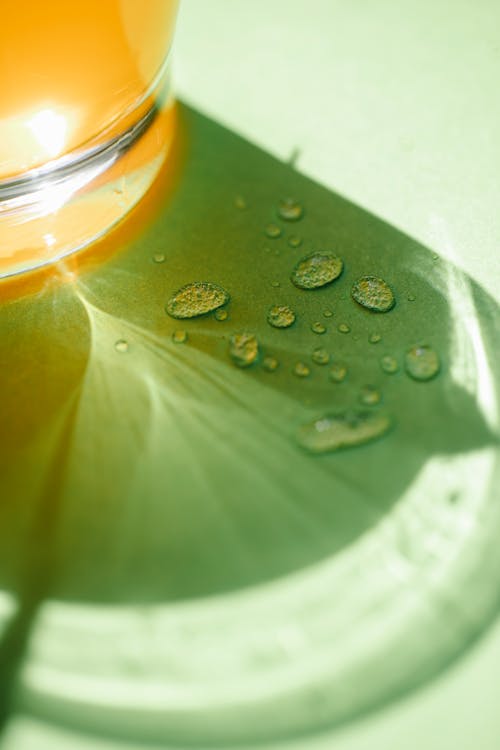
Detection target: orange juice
<box><xmin>0</xmin><ymin>0</ymin><xmax>179</xmax><ymax>276</ymax></box>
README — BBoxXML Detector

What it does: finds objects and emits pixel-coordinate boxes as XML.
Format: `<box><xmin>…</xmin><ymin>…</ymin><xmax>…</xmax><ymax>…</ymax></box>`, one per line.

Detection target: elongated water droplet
<box><xmin>114</xmin><ymin>339</ymin><xmax>129</xmax><ymax>353</ymax></box>
<box><xmin>293</xmin><ymin>362</ymin><xmax>310</xmax><ymax>378</ymax></box>
<box><xmin>359</xmin><ymin>385</ymin><xmax>381</xmax><ymax>405</ymax></box>
<box><xmin>288</xmin><ymin>235</ymin><xmax>302</xmax><ymax>248</ymax></box>
<box><xmin>291</xmin><ymin>252</ymin><xmax>343</xmax><ymax>290</ymax></box>
<box><xmin>405</xmin><ymin>345</ymin><xmax>440</xmax><ymax>381</ymax></box>
<box><xmin>296</xmin><ymin>410</ymin><xmax>392</xmax><ymax>453</ymax></box>
<box><xmin>311</xmin><ymin>321</ymin><xmax>326</xmax><ymax>334</ymax></box>
<box><xmin>312</xmin><ymin>348</ymin><xmax>330</xmax><ymax>365</ymax></box>
<box><xmin>271</xmin><ymin>280</ymin><xmax>281</xmax><ymax>288</ymax></box>
<box><xmin>369</xmin><ymin>332</ymin><xmax>382</xmax><ymax>344</ymax></box>
<box><xmin>214</xmin><ymin>309</ymin><xmax>228</xmax><ymax>321</ymax></box>
<box><xmin>351</xmin><ymin>276</ymin><xmax>395</xmax><ymax>312</ymax></box>
<box><xmin>229</xmin><ymin>333</ymin><xmax>259</xmax><ymax>367</ymax></box>
<box><xmin>152</xmin><ymin>252</ymin><xmax>166</xmax><ymax>264</ymax></box>
<box><xmin>277</xmin><ymin>197</ymin><xmax>304</xmax><ymax>222</ymax></box>
<box><xmin>172</xmin><ymin>330</ymin><xmax>188</xmax><ymax>344</ymax></box>
<box><xmin>267</xmin><ymin>304</ymin><xmax>296</xmax><ymax>328</ymax></box>
<box><xmin>265</xmin><ymin>223</ymin><xmax>282</xmax><ymax>239</ymax></box>
<box><xmin>263</xmin><ymin>356</ymin><xmax>279</xmax><ymax>372</ymax></box>
<box><xmin>329</xmin><ymin>363</ymin><xmax>347</xmax><ymax>382</ymax></box>
<box><xmin>337</xmin><ymin>322</ymin><xmax>350</xmax><ymax>334</ymax></box>
<box><xmin>381</xmin><ymin>355</ymin><xmax>399</xmax><ymax>374</ymax></box>
<box><xmin>166</xmin><ymin>282</ymin><xmax>230</xmax><ymax>319</ymax></box>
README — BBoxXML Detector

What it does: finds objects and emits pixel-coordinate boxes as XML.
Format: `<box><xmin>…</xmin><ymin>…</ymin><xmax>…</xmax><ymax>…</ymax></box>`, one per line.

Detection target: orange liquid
<box><xmin>0</xmin><ymin>0</ymin><xmax>179</xmax><ymax>178</ymax></box>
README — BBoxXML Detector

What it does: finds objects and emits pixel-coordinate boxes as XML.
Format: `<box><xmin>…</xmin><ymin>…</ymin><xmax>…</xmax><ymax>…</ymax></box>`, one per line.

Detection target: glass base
<box><xmin>0</xmin><ymin>66</ymin><xmax>175</xmax><ymax>279</ymax></box>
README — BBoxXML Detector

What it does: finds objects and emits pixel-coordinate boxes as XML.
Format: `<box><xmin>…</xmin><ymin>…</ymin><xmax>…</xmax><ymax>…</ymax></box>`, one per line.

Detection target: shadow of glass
<box><xmin>0</xmin><ymin>103</ymin><xmax>498</xmax><ymax>746</ymax></box>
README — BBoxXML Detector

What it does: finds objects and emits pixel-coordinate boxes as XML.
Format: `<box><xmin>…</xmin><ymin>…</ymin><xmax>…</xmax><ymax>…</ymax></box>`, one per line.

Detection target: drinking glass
<box><xmin>0</xmin><ymin>0</ymin><xmax>180</xmax><ymax>277</ymax></box>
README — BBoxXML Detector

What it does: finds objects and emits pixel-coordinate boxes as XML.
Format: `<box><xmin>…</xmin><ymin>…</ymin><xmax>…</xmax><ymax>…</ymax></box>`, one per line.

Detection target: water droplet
<box><xmin>293</xmin><ymin>362</ymin><xmax>311</xmax><ymax>378</ymax></box>
<box><xmin>329</xmin><ymin>363</ymin><xmax>347</xmax><ymax>382</ymax></box>
<box><xmin>323</xmin><ymin>309</ymin><xmax>333</xmax><ymax>318</ymax></box>
<box><xmin>166</xmin><ymin>282</ymin><xmax>230</xmax><ymax>319</ymax></box>
<box><xmin>114</xmin><ymin>339</ymin><xmax>129</xmax><ymax>353</ymax></box>
<box><xmin>288</xmin><ymin>235</ymin><xmax>303</xmax><ymax>248</ymax></box>
<box><xmin>263</xmin><ymin>356</ymin><xmax>279</xmax><ymax>372</ymax></box>
<box><xmin>405</xmin><ymin>345</ymin><xmax>440</xmax><ymax>381</ymax></box>
<box><xmin>407</xmin><ymin>292</ymin><xmax>416</xmax><ymax>302</ymax></box>
<box><xmin>291</xmin><ymin>252</ymin><xmax>343</xmax><ymax>290</ymax></box>
<box><xmin>229</xmin><ymin>333</ymin><xmax>260</xmax><ymax>367</ymax></box>
<box><xmin>311</xmin><ymin>322</ymin><xmax>326</xmax><ymax>334</ymax></box>
<box><xmin>212</xmin><ymin>309</ymin><xmax>227</xmax><ymax>323</ymax></box>
<box><xmin>296</xmin><ymin>410</ymin><xmax>392</xmax><ymax>453</ymax></box>
<box><xmin>381</xmin><ymin>355</ymin><xmax>399</xmax><ymax>374</ymax></box>
<box><xmin>359</xmin><ymin>385</ymin><xmax>382</xmax><ymax>405</ymax></box>
<box><xmin>351</xmin><ymin>276</ymin><xmax>395</xmax><ymax>312</ymax></box>
<box><xmin>277</xmin><ymin>197</ymin><xmax>304</xmax><ymax>222</ymax></box>
<box><xmin>369</xmin><ymin>332</ymin><xmax>382</xmax><ymax>344</ymax></box>
<box><xmin>271</xmin><ymin>280</ymin><xmax>281</xmax><ymax>288</ymax></box>
<box><xmin>265</xmin><ymin>223</ymin><xmax>282</xmax><ymax>239</ymax></box>
<box><xmin>337</xmin><ymin>322</ymin><xmax>350</xmax><ymax>334</ymax></box>
<box><xmin>312</xmin><ymin>348</ymin><xmax>330</xmax><ymax>365</ymax></box>
<box><xmin>432</xmin><ymin>253</ymin><xmax>439</xmax><ymax>261</ymax></box>
<box><xmin>235</xmin><ymin>195</ymin><xmax>247</xmax><ymax>209</ymax></box>
<box><xmin>172</xmin><ymin>330</ymin><xmax>188</xmax><ymax>344</ymax></box>
<box><xmin>152</xmin><ymin>252</ymin><xmax>166</xmax><ymax>264</ymax></box>
<box><xmin>267</xmin><ymin>304</ymin><xmax>296</xmax><ymax>328</ymax></box>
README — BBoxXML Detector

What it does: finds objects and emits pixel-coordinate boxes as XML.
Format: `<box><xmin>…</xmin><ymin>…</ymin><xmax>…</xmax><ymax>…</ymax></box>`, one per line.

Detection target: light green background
<box><xmin>175</xmin><ymin>1</ymin><xmax>500</xmax><ymax>749</ymax></box>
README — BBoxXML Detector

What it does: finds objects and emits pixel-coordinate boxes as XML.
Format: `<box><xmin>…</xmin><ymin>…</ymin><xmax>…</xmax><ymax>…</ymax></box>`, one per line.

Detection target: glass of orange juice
<box><xmin>0</xmin><ymin>0</ymin><xmax>180</xmax><ymax>278</ymax></box>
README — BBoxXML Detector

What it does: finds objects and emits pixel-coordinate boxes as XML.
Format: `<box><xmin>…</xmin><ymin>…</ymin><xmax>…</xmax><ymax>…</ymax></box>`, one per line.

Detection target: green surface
<box><xmin>0</xmin><ymin>105</ymin><xmax>498</xmax><ymax>746</ymax></box>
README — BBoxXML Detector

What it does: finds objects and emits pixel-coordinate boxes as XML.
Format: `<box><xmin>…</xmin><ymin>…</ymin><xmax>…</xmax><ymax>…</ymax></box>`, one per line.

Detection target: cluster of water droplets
<box><xmin>129</xmin><ymin>194</ymin><xmax>442</xmax><ymax>454</ymax></box>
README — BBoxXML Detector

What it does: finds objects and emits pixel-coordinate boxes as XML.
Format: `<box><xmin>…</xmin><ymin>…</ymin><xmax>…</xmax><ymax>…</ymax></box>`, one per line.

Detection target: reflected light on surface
<box><xmin>26</xmin><ymin>109</ymin><xmax>69</xmax><ymax>161</ymax></box>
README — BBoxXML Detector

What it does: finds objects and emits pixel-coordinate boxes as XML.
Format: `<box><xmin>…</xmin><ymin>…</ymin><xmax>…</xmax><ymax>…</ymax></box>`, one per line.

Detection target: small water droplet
<box><xmin>288</xmin><ymin>235</ymin><xmax>303</xmax><ymax>248</ymax></box>
<box><xmin>235</xmin><ymin>195</ymin><xmax>247</xmax><ymax>209</ymax></box>
<box><xmin>407</xmin><ymin>292</ymin><xmax>416</xmax><ymax>302</ymax></box>
<box><xmin>381</xmin><ymin>355</ymin><xmax>399</xmax><ymax>374</ymax></box>
<box><xmin>369</xmin><ymin>332</ymin><xmax>382</xmax><ymax>344</ymax></box>
<box><xmin>214</xmin><ymin>309</ymin><xmax>228</xmax><ymax>321</ymax></box>
<box><xmin>291</xmin><ymin>252</ymin><xmax>343</xmax><ymax>290</ymax></box>
<box><xmin>152</xmin><ymin>252</ymin><xmax>166</xmax><ymax>264</ymax></box>
<box><xmin>271</xmin><ymin>280</ymin><xmax>281</xmax><ymax>288</ymax></box>
<box><xmin>114</xmin><ymin>339</ymin><xmax>129</xmax><ymax>353</ymax></box>
<box><xmin>432</xmin><ymin>253</ymin><xmax>439</xmax><ymax>261</ymax></box>
<box><xmin>166</xmin><ymin>282</ymin><xmax>230</xmax><ymax>319</ymax></box>
<box><xmin>337</xmin><ymin>322</ymin><xmax>350</xmax><ymax>334</ymax></box>
<box><xmin>329</xmin><ymin>363</ymin><xmax>347</xmax><ymax>382</ymax></box>
<box><xmin>293</xmin><ymin>362</ymin><xmax>311</xmax><ymax>378</ymax></box>
<box><xmin>405</xmin><ymin>345</ymin><xmax>440</xmax><ymax>381</ymax></box>
<box><xmin>359</xmin><ymin>385</ymin><xmax>382</xmax><ymax>405</ymax></box>
<box><xmin>277</xmin><ymin>197</ymin><xmax>304</xmax><ymax>222</ymax></box>
<box><xmin>311</xmin><ymin>322</ymin><xmax>326</xmax><ymax>334</ymax></box>
<box><xmin>312</xmin><ymin>348</ymin><xmax>330</xmax><ymax>365</ymax></box>
<box><xmin>265</xmin><ymin>223</ymin><xmax>282</xmax><ymax>239</ymax></box>
<box><xmin>229</xmin><ymin>333</ymin><xmax>260</xmax><ymax>367</ymax></box>
<box><xmin>323</xmin><ymin>309</ymin><xmax>333</xmax><ymax>318</ymax></box>
<box><xmin>267</xmin><ymin>304</ymin><xmax>296</xmax><ymax>328</ymax></box>
<box><xmin>172</xmin><ymin>330</ymin><xmax>188</xmax><ymax>344</ymax></box>
<box><xmin>296</xmin><ymin>410</ymin><xmax>392</xmax><ymax>453</ymax></box>
<box><xmin>351</xmin><ymin>276</ymin><xmax>395</xmax><ymax>312</ymax></box>
<box><xmin>263</xmin><ymin>356</ymin><xmax>279</xmax><ymax>372</ymax></box>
